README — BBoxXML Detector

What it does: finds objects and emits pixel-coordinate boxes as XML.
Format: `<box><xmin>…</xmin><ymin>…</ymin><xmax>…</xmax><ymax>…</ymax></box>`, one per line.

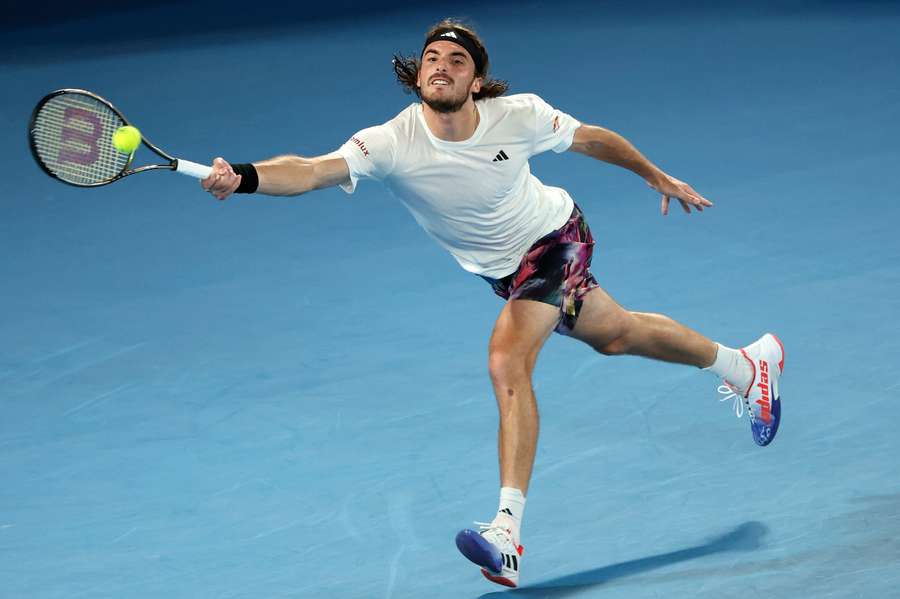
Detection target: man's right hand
<box><xmin>201</xmin><ymin>157</ymin><xmax>242</xmax><ymax>201</ymax></box>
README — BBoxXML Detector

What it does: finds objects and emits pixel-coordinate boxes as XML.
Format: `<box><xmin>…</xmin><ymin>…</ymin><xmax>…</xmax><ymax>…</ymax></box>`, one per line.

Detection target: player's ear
<box><xmin>472</xmin><ymin>76</ymin><xmax>483</xmax><ymax>94</ymax></box>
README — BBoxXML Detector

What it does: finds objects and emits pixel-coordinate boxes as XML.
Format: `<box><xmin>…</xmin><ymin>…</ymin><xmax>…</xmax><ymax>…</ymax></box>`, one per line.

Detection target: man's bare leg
<box><xmin>454</xmin><ymin>298</ymin><xmax>558</xmax><ymax>583</ymax></box>
<box><xmin>487</xmin><ymin>298</ymin><xmax>560</xmax><ymax>495</ymax></box>
<box><xmin>568</xmin><ymin>286</ymin><xmax>717</xmax><ymax>367</ymax></box>
<box><xmin>567</xmin><ymin>284</ymin><xmax>784</xmax><ymax>446</ymax></box>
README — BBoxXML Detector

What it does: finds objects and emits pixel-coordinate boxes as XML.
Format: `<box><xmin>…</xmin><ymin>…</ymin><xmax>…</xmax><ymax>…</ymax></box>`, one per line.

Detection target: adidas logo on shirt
<box><xmin>492</xmin><ymin>150</ymin><xmax>509</xmax><ymax>162</ymax></box>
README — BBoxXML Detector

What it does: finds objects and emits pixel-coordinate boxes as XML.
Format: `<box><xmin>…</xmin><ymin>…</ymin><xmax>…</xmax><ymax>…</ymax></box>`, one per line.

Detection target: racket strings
<box><xmin>31</xmin><ymin>93</ymin><xmax>131</xmax><ymax>185</ymax></box>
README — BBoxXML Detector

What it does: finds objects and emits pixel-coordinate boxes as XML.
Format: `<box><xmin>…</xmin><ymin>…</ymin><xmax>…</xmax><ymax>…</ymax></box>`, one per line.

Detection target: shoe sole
<box><xmin>455</xmin><ymin>529</ymin><xmax>502</xmax><ymax>574</ymax></box>
<box><xmin>481</xmin><ymin>568</ymin><xmax>517</xmax><ymax>587</ymax></box>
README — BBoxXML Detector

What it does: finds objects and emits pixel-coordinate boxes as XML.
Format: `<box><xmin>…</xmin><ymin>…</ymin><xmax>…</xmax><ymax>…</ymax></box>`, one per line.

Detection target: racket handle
<box><xmin>175</xmin><ymin>159</ymin><xmax>213</xmax><ymax>179</ymax></box>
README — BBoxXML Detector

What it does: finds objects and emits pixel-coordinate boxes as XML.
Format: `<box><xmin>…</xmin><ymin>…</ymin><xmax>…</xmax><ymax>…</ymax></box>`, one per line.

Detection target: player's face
<box><xmin>417</xmin><ymin>41</ymin><xmax>483</xmax><ymax>114</ymax></box>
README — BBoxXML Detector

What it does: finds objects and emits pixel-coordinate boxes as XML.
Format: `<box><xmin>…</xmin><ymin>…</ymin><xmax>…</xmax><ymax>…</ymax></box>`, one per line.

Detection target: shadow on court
<box><xmin>477</xmin><ymin>521</ymin><xmax>768</xmax><ymax>598</ymax></box>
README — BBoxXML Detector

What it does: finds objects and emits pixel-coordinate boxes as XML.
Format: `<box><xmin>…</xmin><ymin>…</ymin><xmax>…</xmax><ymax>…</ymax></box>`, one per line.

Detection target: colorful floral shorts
<box><xmin>481</xmin><ymin>204</ymin><xmax>599</xmax><ymax>335</ymax></box>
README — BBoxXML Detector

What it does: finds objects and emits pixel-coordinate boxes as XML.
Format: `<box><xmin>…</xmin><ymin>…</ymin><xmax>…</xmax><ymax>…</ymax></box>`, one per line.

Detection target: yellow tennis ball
<box><xmin>112</xmin><ymin>125</ymin><xmax>141</xmax><ymax>154</ymax></box>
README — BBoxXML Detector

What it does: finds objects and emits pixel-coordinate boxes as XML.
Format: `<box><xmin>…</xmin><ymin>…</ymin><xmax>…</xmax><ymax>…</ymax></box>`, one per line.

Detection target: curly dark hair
<box><xmin>392</xmin><ymin>18</ymin><xmax>509</xmax><ymax>101</ymax></box>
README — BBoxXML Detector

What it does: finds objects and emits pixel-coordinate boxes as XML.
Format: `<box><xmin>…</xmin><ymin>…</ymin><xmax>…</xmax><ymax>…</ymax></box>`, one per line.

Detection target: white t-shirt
<box><xmin>335</xmin><ymin>93</ymin><xmax>581</xmax><ymax>278</ymax></box>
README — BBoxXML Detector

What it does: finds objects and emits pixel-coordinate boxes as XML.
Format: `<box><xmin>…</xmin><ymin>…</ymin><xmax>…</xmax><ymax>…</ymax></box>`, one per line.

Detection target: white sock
<box><xmin>493</xmin><ymin>487</ymin><xmax>526</xmax><ymax>542</ymax></box>
<box><xmin>705</xmin><ymin>343</ymin><xmax>753</xmax><ymax>393</ymax></box>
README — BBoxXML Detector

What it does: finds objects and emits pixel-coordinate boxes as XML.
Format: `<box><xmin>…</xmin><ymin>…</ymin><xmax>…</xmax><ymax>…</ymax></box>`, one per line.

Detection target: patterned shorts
<box><xmin>482</xmin><ymin>204</ymin><xmax>599</xmax><ymax>335</ymax></box>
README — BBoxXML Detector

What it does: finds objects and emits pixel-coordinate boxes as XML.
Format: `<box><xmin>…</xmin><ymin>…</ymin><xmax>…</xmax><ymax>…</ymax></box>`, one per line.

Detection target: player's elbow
<box><xmin>569</xmin><ymin>125</ymin><xmax>607</xmax><ymax>157</ymax></box>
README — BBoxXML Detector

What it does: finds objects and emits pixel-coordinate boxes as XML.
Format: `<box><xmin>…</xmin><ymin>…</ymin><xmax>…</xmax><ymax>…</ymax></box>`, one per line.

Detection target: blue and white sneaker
<box><xmin>456</xmin><ymin>520</ymin><xmax>523</xmax><ymax>588</ymax></box>
<box><xmin>718</xmin><ymin>333</ymin><xmax>785</xmax><ymax>446</ymax></box>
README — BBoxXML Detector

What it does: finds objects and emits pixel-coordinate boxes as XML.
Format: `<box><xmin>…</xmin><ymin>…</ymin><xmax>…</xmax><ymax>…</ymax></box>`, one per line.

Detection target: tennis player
<box><xmin>201</xmin><ymin>19</ymin><xmax>784</xmax><ymax>588</ymax></box>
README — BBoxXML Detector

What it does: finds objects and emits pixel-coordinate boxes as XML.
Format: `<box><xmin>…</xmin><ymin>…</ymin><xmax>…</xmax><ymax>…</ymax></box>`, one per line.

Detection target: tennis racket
<box><xmin>28</xmin><ymin>88</ymin><xmax>212</xmax><ymax>187</ymax></box>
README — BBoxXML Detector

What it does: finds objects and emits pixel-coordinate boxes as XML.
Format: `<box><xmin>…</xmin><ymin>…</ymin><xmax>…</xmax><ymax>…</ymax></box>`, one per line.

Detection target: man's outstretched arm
<box><xmin>568</xmin><ymin>124</ymin><xmax>713</xmax><ymax>215</ymax></box>
<box><xmin>201</xmin><ymin>154</ymin><xmax>351</xmax><ymax>200</ymax></box>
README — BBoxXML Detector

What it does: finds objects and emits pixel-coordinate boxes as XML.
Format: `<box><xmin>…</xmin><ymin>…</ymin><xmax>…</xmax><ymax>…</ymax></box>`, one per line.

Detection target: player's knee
<box><xmin>589</xmin><ymin>311</ymin><xmax>637</xmax><ymax>356</ymax></box>
<box><xmin>595</xmin><ymin>335</ymin><xmax>630</xmax><ymax>356</ymax></box>
<box><xmin>488</xmin><ymin>347</ymin><xmax>530</xmax><ymax>387</ymax></box>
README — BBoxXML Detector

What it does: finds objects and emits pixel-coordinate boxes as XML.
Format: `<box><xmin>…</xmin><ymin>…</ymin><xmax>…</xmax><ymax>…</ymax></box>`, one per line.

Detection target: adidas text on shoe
<box><xmin>738</xmin><ymin>333</ymin><xmax>785</xmax><ymax>446</ymax></box>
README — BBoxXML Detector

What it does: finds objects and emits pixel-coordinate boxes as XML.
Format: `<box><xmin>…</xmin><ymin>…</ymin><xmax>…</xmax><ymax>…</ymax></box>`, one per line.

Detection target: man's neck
<box><xmin>421</xmin><ymin>99</ymin><xmax>480</xmax><ymax>142</ymax></box>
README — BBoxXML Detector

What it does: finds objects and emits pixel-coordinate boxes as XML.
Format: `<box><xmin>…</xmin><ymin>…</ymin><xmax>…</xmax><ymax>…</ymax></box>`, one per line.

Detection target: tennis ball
<box><xmin>112</xmin><ymin>125</ymin><xmax>141</xmax><ymax>154</ymax></box>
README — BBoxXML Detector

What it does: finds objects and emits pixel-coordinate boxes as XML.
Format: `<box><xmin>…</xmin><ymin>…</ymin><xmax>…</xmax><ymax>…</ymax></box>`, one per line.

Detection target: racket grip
<box><xmin>175</xmin><ymin>159</ymin><xmax>213</xmax><ymax>179</ymax></box>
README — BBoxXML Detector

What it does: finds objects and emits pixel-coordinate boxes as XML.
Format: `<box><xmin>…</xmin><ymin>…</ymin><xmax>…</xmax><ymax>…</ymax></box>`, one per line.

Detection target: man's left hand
<box><xmin>647</xmin><ymin>173</ymin><xmax>713</xmax><ymax>216</ymax></box>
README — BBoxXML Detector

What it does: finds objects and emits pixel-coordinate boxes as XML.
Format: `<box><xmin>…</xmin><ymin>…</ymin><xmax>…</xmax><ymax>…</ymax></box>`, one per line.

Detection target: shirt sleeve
<box><xmin>334</xmin><ymin>123</ymin><xmax>397</xmax><ymax>194</ymax></box>
<box><xmin>525</xmin><ymin>94</ymin><xmax>581</xmax><ymax>156</ymax></box>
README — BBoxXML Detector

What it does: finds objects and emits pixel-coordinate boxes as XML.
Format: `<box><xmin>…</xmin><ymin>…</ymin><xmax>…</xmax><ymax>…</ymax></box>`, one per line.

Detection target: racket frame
<box><xmin>28</xmin><ymin>88</ymin><xmax>203</xmax><ymax>188</ymax></box>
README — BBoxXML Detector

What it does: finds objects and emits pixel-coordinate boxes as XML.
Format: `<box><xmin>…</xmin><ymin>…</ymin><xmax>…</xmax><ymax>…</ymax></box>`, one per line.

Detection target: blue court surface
<box><xmin>2</xmin><ymin>1</ymin><xmax>899</xmax><ymax>597</ymax></box>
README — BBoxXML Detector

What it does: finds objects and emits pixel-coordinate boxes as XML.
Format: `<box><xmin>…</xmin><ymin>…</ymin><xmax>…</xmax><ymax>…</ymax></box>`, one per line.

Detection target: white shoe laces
<box><xmin>718</xmin><ymin>383</ymin><xmax>744</xmax><ymax>418</ymax></box>
<box><xmin>474</xmin><ymin>521</ymin><xmax>515</xmax><ymax>550</ymax></box>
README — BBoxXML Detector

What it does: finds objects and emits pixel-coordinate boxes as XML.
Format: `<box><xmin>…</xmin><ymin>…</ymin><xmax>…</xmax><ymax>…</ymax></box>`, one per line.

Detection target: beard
<box><xmin>421</xmin><ymin>91</ymin><xmax>469</xmax><ymax>113</ymax></box>
<box><xmin>420</xmin><ymin>77</ymin><xmax>473</xmax><ymax>114</ymax></box>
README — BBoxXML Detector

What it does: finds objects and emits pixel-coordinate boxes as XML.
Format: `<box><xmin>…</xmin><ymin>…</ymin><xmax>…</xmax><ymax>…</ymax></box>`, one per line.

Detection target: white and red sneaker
<box><xmin>718</xmin><ymin>333</ymin><xmax>785</xmax><ymax>446</ymax></box>
<box><xmin>456</xmin><ymin>521</ymin><xmax>523</xmax><ymax>587</ymax></box>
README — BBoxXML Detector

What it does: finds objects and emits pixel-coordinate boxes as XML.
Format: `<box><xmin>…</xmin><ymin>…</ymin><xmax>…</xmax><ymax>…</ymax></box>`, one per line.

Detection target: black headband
<box><xmin>422</xmin><ymin>28</ymin><xmax>487</xmax><ymax>75</ymax></box>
